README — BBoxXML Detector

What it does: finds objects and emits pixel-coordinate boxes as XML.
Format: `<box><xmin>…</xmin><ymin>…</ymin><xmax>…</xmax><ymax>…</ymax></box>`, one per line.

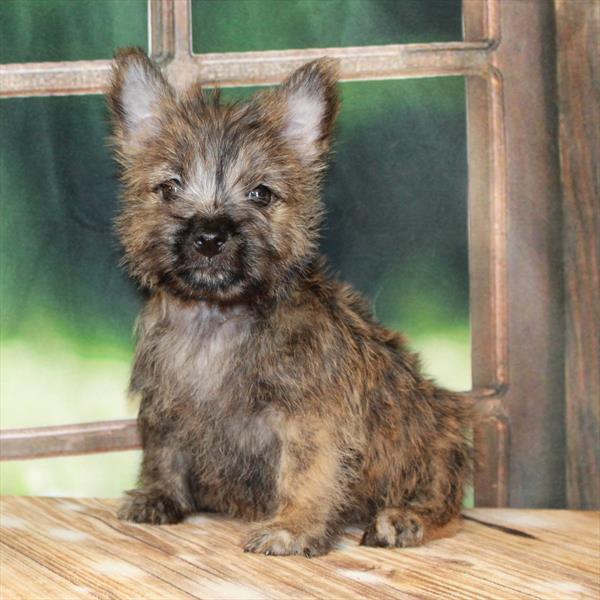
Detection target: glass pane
<box><xmin>1</xmin><ymin>79</ymin><xmax>469</xmax><ymax>494</ymax></box>
<box><xmin>221</xmin><ymin>77</ymin><xmax>470</xmax><ymax>391</ymax></box>
<box><xmin>0</xmin><ymin>96</ymin><xmax>141</xmax><ymax>428</ymax></box>
<box><xmin>0</xmin><ymin>451</ymin><xmax>140</xmax><ymax>497</ymax></box>
<box><xmin>325</xmin><ymin>79</ymin><xmax>470</xmax><ymax>392</ymax></box>
<box><xmin>0</xmin><ymin>0</ymin><xmax>147</xmax><ymax>63</ymax></box>
<box><xmin>192</xmin><ymin>0</ymin><xmax>463</xmax><ymax>54</ymax></box>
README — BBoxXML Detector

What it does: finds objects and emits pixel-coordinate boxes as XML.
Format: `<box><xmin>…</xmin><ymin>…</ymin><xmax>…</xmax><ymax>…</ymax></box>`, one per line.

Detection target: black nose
<box><xmin>193</xmin><ymin>231</ymin><xmax>228</xmax><ymax>257</ymax></box>
<box><xmin>190</xmin><ymin>219</ymin><xmax>233</xmax><ymax>258</ymax></box>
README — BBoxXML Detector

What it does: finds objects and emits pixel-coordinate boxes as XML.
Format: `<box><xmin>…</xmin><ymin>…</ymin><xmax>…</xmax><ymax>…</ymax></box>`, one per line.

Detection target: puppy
<box><xmin>108</xmin><ymin>48</ymin><xmax>472</xmax><ymax>557</ymax></box>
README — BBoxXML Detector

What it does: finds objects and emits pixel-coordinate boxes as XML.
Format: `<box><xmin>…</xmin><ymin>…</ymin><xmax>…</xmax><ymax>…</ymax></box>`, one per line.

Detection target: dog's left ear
<box><xmin>268</xmin><ymin>58</ymin><xmax>340</xmax><ymax>165</ymax></box>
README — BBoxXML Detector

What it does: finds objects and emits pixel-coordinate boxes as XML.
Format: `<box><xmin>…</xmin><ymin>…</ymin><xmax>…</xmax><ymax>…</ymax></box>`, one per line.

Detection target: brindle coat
<box><xmin>108</xmin><ymin>48</ymin><xmax>472</xmax><ymax>557</ymax></box>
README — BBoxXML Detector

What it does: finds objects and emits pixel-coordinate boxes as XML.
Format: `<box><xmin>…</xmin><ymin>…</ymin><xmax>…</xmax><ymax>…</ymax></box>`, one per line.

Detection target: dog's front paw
<box><xmin>361</xmin><ymin>509</ymin><xmax>424</xmax><ymax>548</ymax></box>
<box><xmin>243</xmin><ymin>523</ymin><xmax>329</xmax><ymax>557</ymax></box>
<box><xmin>118</xmin><ymin>488</ymin><xmax>185</xmax><ymax>525</ymax></box>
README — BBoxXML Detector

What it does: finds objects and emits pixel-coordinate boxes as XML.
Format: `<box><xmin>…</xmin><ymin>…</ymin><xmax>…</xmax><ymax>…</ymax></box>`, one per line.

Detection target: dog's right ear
<box><xmin>108</xmin><ymin>47</ymin><xmax>174</xmax><ymax>151</ymax></box>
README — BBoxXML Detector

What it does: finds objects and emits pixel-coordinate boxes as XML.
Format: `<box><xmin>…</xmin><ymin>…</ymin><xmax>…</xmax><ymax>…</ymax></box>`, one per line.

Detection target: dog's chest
<box><xmin>144</xmin><ymin>302</ymin><xmax>252</xmax><ymax>403</ymax></box>
<box><xmin>137</xmin><ymin>301</ymin><xmax>281</xmax><ymax>515</ymax></box>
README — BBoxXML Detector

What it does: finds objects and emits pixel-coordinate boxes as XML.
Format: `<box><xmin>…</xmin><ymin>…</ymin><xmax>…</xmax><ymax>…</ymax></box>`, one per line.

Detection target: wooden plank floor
<box><xmin>0</xmin><ymin>497</ymin><xmax>598</xmax><ymax>599</ymax></box>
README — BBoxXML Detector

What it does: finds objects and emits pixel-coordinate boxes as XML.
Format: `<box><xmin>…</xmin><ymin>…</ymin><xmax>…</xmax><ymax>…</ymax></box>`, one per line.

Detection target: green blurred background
<box><xmin>0</xmin><ymin>0</ymin><xmax>469</xmax><ymax>497</ymax></box>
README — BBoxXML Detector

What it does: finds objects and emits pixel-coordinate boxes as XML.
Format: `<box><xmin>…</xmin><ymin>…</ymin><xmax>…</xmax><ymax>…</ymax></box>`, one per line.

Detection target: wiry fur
<box><xmin>109</xmin><ymin>48</ymin><xmax>472</xmax><ymax>557</ymax></box>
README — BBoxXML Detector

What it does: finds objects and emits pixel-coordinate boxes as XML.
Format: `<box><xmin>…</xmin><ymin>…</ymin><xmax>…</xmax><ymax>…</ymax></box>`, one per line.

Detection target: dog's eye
<box><xmin>246</xmin><ymin>185</ymin><xmax>272</xmax><ymax>206</ymax></box>
<box><xmin>156</xmin><ymin>178</ymin><xmax>182</xmax><ymax>202</ymax></box>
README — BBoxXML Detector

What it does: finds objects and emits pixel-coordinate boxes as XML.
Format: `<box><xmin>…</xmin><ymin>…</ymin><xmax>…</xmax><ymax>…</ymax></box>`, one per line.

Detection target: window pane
<box><xmin>0</xmin><ymin>96</ymin><xmax>141</xmax><ymax>428</ymax></box>
<box><xmin>1</xmin><ymin>77</ymin><xmax>469</xmax><ymax>495</ymax></box>
<box><xmin>192</xmin><ymin>0</ymin><xmax>463</xmax><ymax>54</ymax></box>
<box><xmin>0</xmin><ymin>0</ymin><xmax>147</xmax><ymax>63</ymax></box>
<box><xmin>327</xmin><ymin>78</ymin><xmax>470</xmax><ymax>391</ymax></box>
<box><xmin>1</xmin><ymin>75</ymin><xmax>469</xmax><ymax>432</ymax></box>
<box><xmin>0</xmin><ymin>452</ymin><xmax>140</xmax><ymax>497</ymax></box>
<box><xmin>222</xmin><ymin>77</ymin><xmax>470</xmax><ymax>391</ymax></box>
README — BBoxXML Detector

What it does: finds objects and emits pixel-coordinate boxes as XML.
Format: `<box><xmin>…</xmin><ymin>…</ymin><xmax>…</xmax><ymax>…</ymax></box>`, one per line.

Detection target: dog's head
<box><xmin>108</xmin><ymin>48</ymin><xmax>339</xmax><ymax>304</ymax></box>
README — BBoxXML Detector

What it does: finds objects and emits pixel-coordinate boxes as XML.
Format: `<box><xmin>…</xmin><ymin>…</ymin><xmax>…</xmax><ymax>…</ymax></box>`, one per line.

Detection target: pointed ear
<box><xmin>107</xmin><ymin>47</ymin><xmax>174</xmax><ymax>149</ymax></box>
<box><xmin>269</xmin><ymin>58</ymin><xmax>340</xmax><ymax>165</ymax></box>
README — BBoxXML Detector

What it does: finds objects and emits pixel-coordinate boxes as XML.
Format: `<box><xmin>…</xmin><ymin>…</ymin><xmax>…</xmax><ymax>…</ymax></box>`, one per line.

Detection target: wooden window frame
<box><xmin>0</xmin><ymin>0</ymin><xmax>572</xmax><ymax>508</ymax></box>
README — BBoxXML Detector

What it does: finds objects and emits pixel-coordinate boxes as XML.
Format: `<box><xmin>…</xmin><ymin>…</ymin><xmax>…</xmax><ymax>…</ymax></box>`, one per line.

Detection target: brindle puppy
<box><xmin>108</xmin><ymin>48</ymin><xmax>472</xmax><ymax>557</ymax></box>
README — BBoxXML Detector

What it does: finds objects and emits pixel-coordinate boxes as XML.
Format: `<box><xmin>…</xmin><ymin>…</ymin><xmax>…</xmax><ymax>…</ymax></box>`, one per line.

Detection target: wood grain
<box><xmin>1</xmin><ymin>497</ymin><xmax>598</xmax><ymax>599</ymax></box>
<box><xmin>555</xmin><ymin>0</ymin><xmax>600</xmax><ymax>509</ymax></box>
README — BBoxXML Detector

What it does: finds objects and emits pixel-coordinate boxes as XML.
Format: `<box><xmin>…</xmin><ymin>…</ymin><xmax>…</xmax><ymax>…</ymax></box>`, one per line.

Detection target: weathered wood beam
<box><xmin>555</xmin><ymin>0</ymin><xmax>600</xmax><ymax>510</ymax></box>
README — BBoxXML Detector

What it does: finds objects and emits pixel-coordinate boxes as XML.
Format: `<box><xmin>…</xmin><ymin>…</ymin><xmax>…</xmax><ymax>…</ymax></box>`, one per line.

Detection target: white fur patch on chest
<box><xmin>151</xmin><ymin>302</ymin><xmax>251</xmax><ymax>401</ymax></box>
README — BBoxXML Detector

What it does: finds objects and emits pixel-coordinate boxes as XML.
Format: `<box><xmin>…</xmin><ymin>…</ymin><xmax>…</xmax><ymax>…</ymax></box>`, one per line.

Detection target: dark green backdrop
<box><xmin>0</xmin><ymin>0</ymin><xmax>468</xmax><ymax>496</ymax></box>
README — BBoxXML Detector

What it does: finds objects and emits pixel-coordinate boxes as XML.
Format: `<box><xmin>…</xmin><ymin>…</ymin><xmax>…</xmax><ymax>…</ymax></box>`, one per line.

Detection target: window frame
<box><xmin>0</xmin><ymin>0</ymin><xmax>566</xmax><ymax>508</ymax></box>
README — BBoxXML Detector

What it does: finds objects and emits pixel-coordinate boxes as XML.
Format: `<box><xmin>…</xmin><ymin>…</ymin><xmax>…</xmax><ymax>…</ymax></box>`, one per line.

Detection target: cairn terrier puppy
<box><xmin>109</xmin><ymin>48</ymin><xmax>472</xmax><ymax>557</ymax></box>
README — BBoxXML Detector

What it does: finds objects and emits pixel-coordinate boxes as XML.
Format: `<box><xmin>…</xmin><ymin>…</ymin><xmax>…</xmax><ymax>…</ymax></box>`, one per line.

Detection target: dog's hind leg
<box><xmin>360</xmin><ymin>506</ymin><xmax>463</xmax><ymax>548</ymax></box>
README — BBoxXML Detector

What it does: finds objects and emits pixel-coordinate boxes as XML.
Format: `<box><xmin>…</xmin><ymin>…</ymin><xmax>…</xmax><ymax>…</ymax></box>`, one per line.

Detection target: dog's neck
<box><xmin>153</xmin><ymin>291</ymin><xmax>250</xmax><ymax>326</ymax></box>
